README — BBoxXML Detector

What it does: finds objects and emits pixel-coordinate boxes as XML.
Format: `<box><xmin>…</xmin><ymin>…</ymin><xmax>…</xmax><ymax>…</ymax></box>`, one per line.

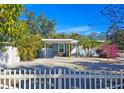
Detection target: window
<box><xmin>58</xmin><ymin>44</ymin><xmax>65</xmax><ymax>53</ymax></box>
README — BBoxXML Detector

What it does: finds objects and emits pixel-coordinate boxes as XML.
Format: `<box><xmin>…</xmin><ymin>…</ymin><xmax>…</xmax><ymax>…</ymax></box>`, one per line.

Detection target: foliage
<box><xmin>15</xmin><ymin>21</ymin><xmax>42</xmax><ymax>61</ymax></box>
<box><xmin>25</xmin><ymin>11</ymin><xmax>56</xmax><ymax>38</ymax></box>
<box><xmin>96</xmin><ymin>43</ymin><xmax>119</xmax><ymax>61</ymax></box>
<box><xmin>0</xmin><ymin>4</ymin><xmax>24</xmax><ymax>53</ymax></box>
<box><xmin>0</xmin><ymin>4</ymin><xmax>24</xmax><ymax>36</ymax></box>
<box><xmin>69</xmin><ymin>32</ymin><xmax>81</xmax><ymax>39</ymax></box>
<box><xmin>16</xmin><ymin>32</ymin><xmax>42</xmax><ymax>61</ymax></box>
<box><xmin>79</xmin><ymin>37</ymin><xmax>99</xmax><ymax>57</ymax></box>
<box><xmin>101</xmin><ymin>5</ymin><xmax>124</xmax><ymax>50</ymax></box>
<box><xmin>49</xmin><ymin>32</ymin><xmax>81</xmax><ymax>40</ymax></box>
<box><xmin>110</xmin><ymin>30</ymin><xmax>124</xmax><ymax>50</ymax></box>
<box><xmin>0</xmin><ymin>5</ymin><xmax>43</xmax><ymax>61</ymax></box>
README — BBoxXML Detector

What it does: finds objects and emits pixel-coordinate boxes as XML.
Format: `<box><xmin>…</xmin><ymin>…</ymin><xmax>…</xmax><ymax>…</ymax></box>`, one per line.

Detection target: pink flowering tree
<box><xmin>97</xmin><ymin>43</ymin><xmax>119</xmax><ymax>62</ymax></box>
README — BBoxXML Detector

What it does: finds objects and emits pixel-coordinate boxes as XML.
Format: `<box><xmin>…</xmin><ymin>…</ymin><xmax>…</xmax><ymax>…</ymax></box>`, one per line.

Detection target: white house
<box><xmin>39</xmin><ymin>39</ymin><xmax>78</xmax><ymax>58</ymax></box>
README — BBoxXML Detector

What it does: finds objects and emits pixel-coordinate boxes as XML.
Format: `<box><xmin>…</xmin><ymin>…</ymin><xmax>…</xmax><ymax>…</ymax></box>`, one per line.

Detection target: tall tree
<box><xmin>101</xmin><ymin>5</ymin><xmax>124</xmax><ymax>50</ymax></box>
<box><xmin>111</xmin><ymin>30</ymin><xmax>124</xmax><ymax>50</ymax></box>
<box><xmin>101</xmin><ymin>5</ymin><xmax>124</xmax><ymax>30</ymax></box>
<box><xmin>25</xmin><ymin>11</ymin><xmax>56</xmax><ymax>38</ymax></box>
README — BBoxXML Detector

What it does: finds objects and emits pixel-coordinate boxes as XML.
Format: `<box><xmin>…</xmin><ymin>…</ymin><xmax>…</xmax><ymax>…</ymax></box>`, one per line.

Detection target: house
<box><xmin>39</xmin><ymin>39</ymin><xmax>78</xmax><ymax>58</ymax></box>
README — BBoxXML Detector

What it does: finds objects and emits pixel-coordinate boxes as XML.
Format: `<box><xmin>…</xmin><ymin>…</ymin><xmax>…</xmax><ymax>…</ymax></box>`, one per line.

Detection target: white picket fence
<box><xmin>0</xmin><ymin>68</ymin><xmax>124</xmax><ymax>89</ymax></box>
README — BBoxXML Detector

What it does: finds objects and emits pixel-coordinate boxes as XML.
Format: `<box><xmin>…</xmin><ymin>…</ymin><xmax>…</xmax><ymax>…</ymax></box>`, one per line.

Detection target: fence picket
<box><xmin>54</xmin><ymin>69</ymin><xmax>56</xmax><ymax>89</ymax></box>
<box><xmin>3</xmin><ymin>70</ymin><xmax>6</xmax><ymax>89</ymax></box>
<box><xmin>110</xmin><ymin>78</ymin><xmax>112</xmax><ymax>89</ymax></box>
<box><xmin>79</xmin><ymin>71</ymin><xmax>82</xmax><ymax>89</ymax></box>
<box><xmin>44</xmin><ymin>69</ymin><xmax>47</xmax><ymax>89</ymax></box>
<box><xmin>18</xmin><ymin>70</ymin><xmax>21</xmax><ymax>89</ymax></box>
<box><xmin>58</xmin><ymin>68</ymin><xmax>62</xmax><ymax>89</ymax></box>
<box><xmin>89</xmin><ymin>71</ymin><xmax>92</xmax><ymax>89</ymax></box>
<box><xmin>24</xmin><ymin>69</ymin><xmax>26</xmax><ymax>89</ymax></box>
<box><xmin>84</xmin><ymin>71</ymin><xmax>87</xmax><ymax>89</ymax></box>
<box><xmin>105</xmin><ymin>78</ymin><xmax>107</xmax><ymax>89</ymax></box>
<box><xmin>121</xmin><ymin>70</ymin><xmax>123</xmax><ymax>89</ymax></box>
<box><xmin>13</xmin><ymin>70</ymin><xmax>16</xmax><ymax>89</ymax></box>
<box><xmin>34</xmin><ymin>70</ymin><xmax>36</xmax><ymax>89</ymax></box>
<box><xmin>63</xmin><ymin>69</ymin><xmax>66</xmax><ymax>89</ymax></box>
<box><xmin>94</xmin><ymin>78</ymin><xmax>96</xmax><ymax>89</ymax></box>
<box><xmin>73</xmin><ymin>70</ymin><xmax>77</xmax><ymax>89</ymax></box>
<box><xmin>39</xmin><ymin>69</ymin><xmax>41</xmax><ymax>89</ymax></box>
<box><xmin>9</xmin><ymin>70</ymin><xmax>11</xmax><ymax>89</ymax></box>
<box><xmin>100</xmin><ymin>78</ymin><xmax>102</xmax><ymax>89</ymax></box>
<box><xmin>110</xmin><ymin>70</ymin><xmax>112</xmax><ymax>89</ymax></box>
<box><xmin>115</xmin><ymin>78</ymin><xmax>118</xmax><ymax>89</ymax></box>
<box><xmin>28</xmin><ymin>69</ymin><xmax>31</xmax><ymax>89</ymax></box>
<box><xmin>49</xmin><ymin>69</ymin><xmax>51</xmax><ymax>89</ymax></box>
<box><xmin>68</xmin><ymin>69</ymin><xmax>71</xmax><ymax>89</ymax></box>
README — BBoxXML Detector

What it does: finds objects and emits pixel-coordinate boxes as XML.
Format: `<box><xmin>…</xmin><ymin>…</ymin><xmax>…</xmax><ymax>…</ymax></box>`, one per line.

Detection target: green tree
<box><xmin>0</xmin><ymin>4</ymin><xmax>24</xmax><ymax>36</ymax></box>
<box><xmin>111</xmin><ymin>30</ymin><xmax>124</xmax><ymax>50</ymax></box>
<box><xmin>15</xmin><ymin>21</ymin><xmax>42</xmax><ymax>61</ymax></box>
<box><xmin>16</xmin><ymin>32</ymin><xmax>42</xmax><ymax>61</ymax></box>
<box><xmin>25</xmin><ymin>11</ymin><xmax>56</xmax><ymax>38</ymax></box>
<box><xmin>79</xmin><ymin>37</ymin><xmax>99</xmax><ymax>57</ymax></box>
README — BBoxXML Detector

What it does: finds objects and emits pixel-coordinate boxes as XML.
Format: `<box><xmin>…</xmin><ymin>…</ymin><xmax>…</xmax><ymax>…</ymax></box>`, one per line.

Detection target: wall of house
<box><xmin>39</xmin><ymin>48</ymin><xmax>54</xmax><ymax>58</ymax></box>
<box><xmin>53</xmin><ymin>43</ymin><xmax>67</xmax><ymax>57</ymax></box>
<box><xmin>39</xmin><ymin>43</ymin><xmax>79</xmax><ymax>58</ymax></box>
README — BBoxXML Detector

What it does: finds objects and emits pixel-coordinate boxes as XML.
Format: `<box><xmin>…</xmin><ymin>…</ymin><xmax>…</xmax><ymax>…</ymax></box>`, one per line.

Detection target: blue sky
<box><xmin>21</xmin><ymin>4</ymin><xmax>109</xmax><ymax>35</ymax></box>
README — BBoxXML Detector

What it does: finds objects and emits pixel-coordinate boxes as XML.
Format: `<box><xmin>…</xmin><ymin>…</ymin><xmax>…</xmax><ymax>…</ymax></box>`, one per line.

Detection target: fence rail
<box><xmin>0</xmin><ymin>68</ymin><xmax>124</xmax><ymax>89</ymax></box>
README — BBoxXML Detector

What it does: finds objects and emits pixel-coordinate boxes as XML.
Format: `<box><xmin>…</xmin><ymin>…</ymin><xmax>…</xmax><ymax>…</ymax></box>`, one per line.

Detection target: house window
<box><xmin>58</xmin><ymin>44</ymin><xmax>65</xmax><ymax>53</ymax></box>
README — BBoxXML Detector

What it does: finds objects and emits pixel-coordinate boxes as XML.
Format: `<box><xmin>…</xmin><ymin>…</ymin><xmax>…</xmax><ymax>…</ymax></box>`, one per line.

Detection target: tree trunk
<box><xmin>107</xmin><ymin>53</ymin><xmax>110</xmax><ymax>63</ymax></box>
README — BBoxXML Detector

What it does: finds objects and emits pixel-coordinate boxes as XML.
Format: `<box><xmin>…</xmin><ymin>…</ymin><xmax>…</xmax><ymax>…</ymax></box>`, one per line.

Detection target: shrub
<box><xmin>78</xmin><ymin>37</ymin><xmax>99</xmax><ymax>57</ymax></box>
<box><xmin>16</xmin><ymin>32</ymin><xmax>42</xmax><ymax>61</ymax></box>
<box><xmin>96</xmin><ymin>43</ymin><xmax>119</xmax><ymax>59</ymax></box>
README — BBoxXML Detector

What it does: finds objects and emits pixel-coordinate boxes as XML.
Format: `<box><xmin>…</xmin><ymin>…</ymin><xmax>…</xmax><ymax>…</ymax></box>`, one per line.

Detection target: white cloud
<box><xmin>56</xmin><ymin>25</ymin><xmax>92</xmax><ymax>34</ymax></box>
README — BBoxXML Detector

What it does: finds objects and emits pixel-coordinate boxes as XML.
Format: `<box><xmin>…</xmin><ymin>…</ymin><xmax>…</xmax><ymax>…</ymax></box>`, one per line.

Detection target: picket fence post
<box><xmin>58</xmin><ymin>68</ymin><xmax>62</xmax><ymax>89</ymax></box>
